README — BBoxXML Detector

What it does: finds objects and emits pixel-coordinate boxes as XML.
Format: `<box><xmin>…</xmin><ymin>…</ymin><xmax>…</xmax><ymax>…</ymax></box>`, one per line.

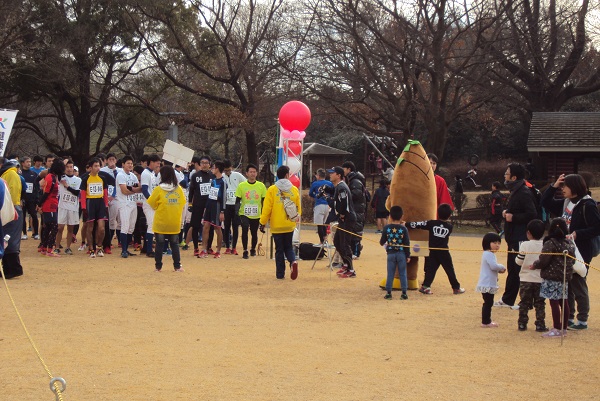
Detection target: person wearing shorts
<box><xmin>80</xmin><ymin>157</ymin><xmax>113</xmax><ymax>258</ymax></box>
<box><xmin>56</xmin><ymin>160</ymin><xmax>82</xmax><ymax>255</ymax></box>
<box><xmin>199</xmin><ymin>160</ymin><xmax>226</xmax><ymax>258</ymax></box>
<box><xmin>116</xmin><ymin>155</ymin><xmax>142</xmax><ymax>258</ymax></box>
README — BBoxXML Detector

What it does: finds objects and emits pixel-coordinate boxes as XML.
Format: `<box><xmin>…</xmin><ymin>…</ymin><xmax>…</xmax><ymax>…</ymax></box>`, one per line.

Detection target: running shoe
<box><xmin>453</xmin><ymin>288</ymin><xmax>466</xmax><ymax>295</ymax></box>
<box><xmin>213</xmin><ymin>252</ymin><xmax>221</xmax><ymax>259</ymax></box>
<box><xmin>46</xmin><ymin>250</ymin><xmax>60</xmax><ymax>258</ymax></box>
<box><xmin>224</xmin><ymin>248</ymin><xmax>231</xmax><ymax>255</ymax></box>
<box><xmin>104</xmin><ymin>246</ymin><xmax>112</xmax><ymax>254</ymax></box>
<box><xmin>78</xmin><ymin>244</ymin><xmax>87</xmax><ymax>251</ymax></box>
<box><xmin>97</xmin><ymin>250</ymin><xmax>104</xmax><ymax>257</ymax></box>
<box><xmin>242</xmin><ymin>250</ymin><xmax>249</xmax><ymax>259</ymax></box>
<box><xmin>33</xmin><ymin>235</ymin><xmax>40</xmax><ymax>240</ymax></box>
<box><xmin>207</xmin><ymin>248</ymin><xmax>215</xmax><ymax>255</ymax></box>
<box><xmin>193</xmin><ymin>248</ymin><xmax>200</xmax><ymax>257</ymax></box>
<box><xmin>290</xmin><ymin>261</ymin><xmax>298</xmax><ymax>280</ymax></box>
<box><xmin>21</xmin><ymin>234</ymin><xmax>28</xmax><ymax>240</ymax></box>
<box><xmin>250</xmin><ymin>249</ymin><xmax>256</xmax><ymax>257</ymax></box>
<box><xmin>121</xmin><ymin>252</ymin><xmax>128</xmax><ymax>258</ymax></box>
<box><xmin>90</xmin><ymin>251</ymin><xmax>96</xmax><ymax>258</ymax></box>
<box><xmin>231</xmin><ymin>249</ymin><xmax>238</xmax><ymax>255</ymax></box>
<box><xmin>339</xmin><ymin>270</ymin><xmax>356</xmax><ymax>278</ymax></box>
<box><xmin>65</xmin><ymin>248</ymin><xmax>73</xmax><ymax>255</ymax></box>
<box><xmin>198</xmin><ymin>250</ymin><xmax>208</xmax><ymax>258</ymax></box>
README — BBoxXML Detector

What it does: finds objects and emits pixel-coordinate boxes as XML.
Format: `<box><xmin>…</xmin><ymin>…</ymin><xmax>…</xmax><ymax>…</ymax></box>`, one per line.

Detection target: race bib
<box><xmin>209</xmin><ymin>186</ymin><xmax>219</xmax><ymax>200</ymax></box>
<box><xmin>89</xmin><ymin>183</ymin><xmax>103</xmax><ymax>196</ymax></box>
<box><xmin>26</xmin><ymin>183</ymin><xmax>33</xmax><ymax>193</ymax></box>
<box><xmin>244</xmin><ymin>205</ymin><xmax>259</xmax><ymax>217</ymax></box>
<box><xmin>61</xmin><ymin>192</ymin><xmax>78</xmax><ymax>206</ymax></box>
<box><xmin>108</xmin><ymin>184</ymin><xmax>115</xmax><ymax>196</ymax></box>
<box><xmin>200</xmin><ymin>183</ymin><xmax>211</xmax><ymax>196</ymax></box>
<box><xmin>226</xmin><ymin>189</ymin><xmax>236</xmax><ymax>203</ymax></box>
<box><xmin>126</xmin><ymin>194</ymin><xmax>137</xmax><ymax>203</ymax></box>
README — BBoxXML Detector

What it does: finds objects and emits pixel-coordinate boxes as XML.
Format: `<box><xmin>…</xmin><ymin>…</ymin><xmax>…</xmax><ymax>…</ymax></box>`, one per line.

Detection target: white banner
<box><xmin>162</xmin><ymin>139</ymin><xmax>194</xmax><ymax>167</ymax></box>
<box><xmin>0</xmin><ymin>109</ymin><xmax>19</xmax><ymax>157</ymax></box>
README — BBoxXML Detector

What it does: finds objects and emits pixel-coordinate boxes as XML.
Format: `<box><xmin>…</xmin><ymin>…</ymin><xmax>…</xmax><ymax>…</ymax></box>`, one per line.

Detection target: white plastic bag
<box><xmin>573</xmin><ymin>246</ymin><xmax>587</xmax><ymax>278</ymax></box>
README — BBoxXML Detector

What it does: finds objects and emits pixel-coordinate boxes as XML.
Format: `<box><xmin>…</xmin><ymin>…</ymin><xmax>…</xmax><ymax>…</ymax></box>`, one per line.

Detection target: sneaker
<box><xmin>33</xmin><ymin>235</ymin><xmax>40</xmax><ymax>240</ymax></box>
<box><xmin>250</xmin><ymin>249</ymin><xmax>256</xmax><ymax>257</ymax></box>
<box><xmin>21</xmin><ymin>234</ymin><xmax>28</xmax><ymax>240</ymax></box>
<box><xmin>352</xmin><ymin>255</ymin><xmax>358</xmax><ymax>260</ymax></box>
<box><xmin>231</xmin><ymin>249</ymin><xmax>238</xmax><ymax>255</ymax></box>
<box><xmin>90</xmin><ymin>251</ymin><xmax>96</xmax><ymax>259</ymax></box>
<box><xmin>46</xmin><ymin>249</ymin><xmax>61</xmax><ymax>257</ymax></box>
<box><xmin>96</xmin><ymin>250</ymin><xmax>104</xmax><ymax>257</ymax></box>
<box><xmin>207</xmin><ymin>248</ymin><xmax>215</xmax><ymax>255</ymax></box>
<box><xmin>290</xmin><ymin>261</ymin><xmax>298</xmax><ymax>280</ymax></box>
<box><xmin>400</xmin><ymin>293</ymin><xmax>409</xmax><ymax>300</ymax></box>
<box><xmin>419</xmin><ymin>286</ymin><xmax>432</xmax><ymax>295</ymax></box>
<box><xmin>127</xmin><ymin>251</ymin><xmax>137</xmax><ymax>257</ymax></box>
<box><xmin>193</xmin><ymin>248</ymin><xmax>200</xmax><ymax>257</ymax></box>
<box><xmin>121</xmin><ymin>252</ymin><xmax>128</xmax><ymax>258</ymax></box>
<box><xmin>147</xmin><ymin>252</ymin><xmax>155</xmax><ymax>257</ymax></box>
<box><xmin>52</xmin><ymin>248</ymin><xmax>61</xmax><ymax>255</ymax></box>
<box><xmin>493</xmin><ymin>300</ymin><xmax>511</xmax><ymax>308</ymax></box>
<box><xmin>72</xmin><ymin>235</ymin><xmax>77</xmax><ymax>244</ymax></box>
<box><xmin>78</xmin><ymin>244</ymin><xmax>87</xmax><ymax>251</ymax></box>
<box><xmin>213</xmin><ymin>252</ymin><xmax>221</xmax><ymax>259</ymax></box>
<box><xmin>331</xmin><ymin>262</ymin><xmax>342</xmax><ymax>269</ymax></box>
<box><xmin>542</xmin><ymin>328</ymin><xmax>564</xmax><ymax>338</ymax></box>
<box><xmin>154</xmin><ymin>269</ymin><xmax>161</xmax><ymax>272</ymax></box>
<box><xmin>376</xmin><ymin>230</ymin><xmax>382</xmax><ymax>234</ymax></box>
<box><xmin>174</xmin><ymin>268</ymin><xmax>184</xmax><ymax>272</ymax></box>
<box><xmin>453</xmin><ymin>288</ymin><xmax>466</xmax><ymax>295</ymax></box>
<box><xmin>38</xmin><ymin>246</ymin><xmax>45</xmax><ymax>253</ymax></box>
<box><xmin>224</xmin><ymin>248</ymin><xmax>231</xmax><ymax>255</ymax></box>
<box><xmin>510</xmin><ymin>305</ymin><xmax>520</xmax><ymax>310</ymax></box>
<box><xmin>336</xmin><ymin>265</ymin><xmax>349</xmax><ymax>275</ymax></box>
<box><xmin>179</xmin><ymin>241</ymin><xmax>186</xmax><ymax>247</ymax></box>
<box><xmin>243</xmin><ymin>250</ymin><xmax>249</xmax><ymax>259</ymax></box>
<box><xmin>536</xmin><ymin>325</ymin><xmax>549</xmax><ymax>332</ymax></box>
<box><xmin>104</xmin><ymin>247</ymin><xmax>112</xmax><ymax>255</ymax></box>
<box><xmin>481</xmin><ymin>322</ymin><xmax>499</xmax><ymax>328</ymax></box>
<box><xmin>198</xmin><ymin>250</ymin><xmax>208</xmax><ymax>258</ymax></box>
<box><xmin>65</xmin><ymin>248</ymin><xmax>73</xmax><ymax>255</ymax></box>
<box><xmin>568</xmin><ymin>322</ymin><xmax>588</xmax><ymax>330</ymax></box>
<box><xmin>339</xmin><ymin>270</ymin><xmax>356</xmax><ymax>278</ymax></box>
<box><xmin>518</xmin><ymin>323</ymin><xmax>527</xmax><ymax>331</ymax></box>
<box><xmin>163</xmin><ymin>249</ymin><xmax>172</xmax><ymax>255</ymax></box>
<box><xmin>181</xmin><ymin>245</ymin><xmax>189</xmax><ymax>251</ymax></box>
<box><xmin>384</xmin><ymin>293</ymin><xmax>392</xmax><ymax>300</ymax></box>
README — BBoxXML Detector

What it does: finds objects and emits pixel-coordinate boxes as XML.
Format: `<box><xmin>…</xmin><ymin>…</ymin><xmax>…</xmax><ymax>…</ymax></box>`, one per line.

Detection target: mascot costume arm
<box><xmin>381</xmin><ymin>140</ymin><xmax>436</xmax><ymax>290</ymax></box>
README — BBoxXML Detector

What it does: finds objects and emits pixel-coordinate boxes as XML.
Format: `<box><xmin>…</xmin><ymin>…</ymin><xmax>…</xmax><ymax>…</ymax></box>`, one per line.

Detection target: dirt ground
<box><xmin>1</xmin><ymin>229</ymin><xmax>599</xmax><ymax>401</ymax></box>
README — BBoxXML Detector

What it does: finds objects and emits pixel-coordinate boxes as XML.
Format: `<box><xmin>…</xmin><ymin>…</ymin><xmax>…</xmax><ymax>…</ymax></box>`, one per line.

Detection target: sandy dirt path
<box><xmin>1</xmin><ymin>229</ymin><xmax>599</xmax><ymax>400</ymax></box>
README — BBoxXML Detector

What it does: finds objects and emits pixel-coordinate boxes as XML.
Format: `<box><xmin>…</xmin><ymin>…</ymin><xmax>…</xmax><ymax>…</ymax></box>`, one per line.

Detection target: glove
<box><xmin>259</xmin><ymin>224</ymin><xmax>266</xmax><ymax>233</ymax></box>
<box><xmin>318</xmin><ymin>184</ymin><xmax>334</xmax><ymax>196</ymax></box>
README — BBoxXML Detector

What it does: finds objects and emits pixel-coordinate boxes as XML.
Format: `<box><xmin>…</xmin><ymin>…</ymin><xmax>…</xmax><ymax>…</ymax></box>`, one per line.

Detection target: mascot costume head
<box><xmin>381</xmin><ymin>140</ymin><xmax>437</xmax><ymax>290</ymax></box>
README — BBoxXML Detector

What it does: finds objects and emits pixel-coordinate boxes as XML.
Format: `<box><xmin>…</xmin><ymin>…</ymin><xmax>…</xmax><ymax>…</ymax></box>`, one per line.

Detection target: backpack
<box><xmin>279</xmin><ymin>189</ymin><xmax>299</xmax><ymax>221</ymax></box>
<box><xmin>527</xmin><ymin>182</ymin><xmax>547</xmax><ymax>222</ymax></box>
<box><xmin>582</xmin><ymin>202</ymin><xmax>600</xmax><ymax>258</ymax></box>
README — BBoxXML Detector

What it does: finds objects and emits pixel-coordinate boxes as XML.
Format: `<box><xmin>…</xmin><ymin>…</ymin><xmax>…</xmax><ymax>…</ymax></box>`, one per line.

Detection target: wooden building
<box><xmin>527</xmin><ymin>112</ymin><xmax>600</xmax><ymax>182</ymax></box>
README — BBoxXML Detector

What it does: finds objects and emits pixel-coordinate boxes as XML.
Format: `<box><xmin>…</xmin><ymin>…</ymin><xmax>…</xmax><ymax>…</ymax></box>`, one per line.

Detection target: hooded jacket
<box><xmin>147</xmin><ymin>183</ymin><xmax>186</xmax><ymax>234</ymax></box>
<box><xmin>346</xmin><ymin>171</ymin><xmax>366</xmax><ymax>231</ymax></box>
<box><xmin>260</xmin><ymin>179</ymin><xmax>301</xmax><ymax>234</ymax></box>
<box><xmin>0</xmin><ymin>161</ymin><xmax>22</xmax><ymax>205</ymax></box>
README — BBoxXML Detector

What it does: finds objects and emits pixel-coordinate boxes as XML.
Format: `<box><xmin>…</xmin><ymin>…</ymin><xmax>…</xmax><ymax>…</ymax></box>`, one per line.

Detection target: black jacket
<box><xmin>504</xmin><ymin>180</ymin><xmax>537</xmax><ymax>244</ymax></box>
<box><xmin>541</xmin><ymin>186</ymin><xmax>600</xmax><ymax>263</ymax></box>
<box><xmin>20</xmin><ymin>168</ymin><xmax>39</xmax><ymax>202</ymax></box>
<box><xmin>346</xmin><ymin>171</ymin><xmax>366</xmax><ymax>232</ymax></box>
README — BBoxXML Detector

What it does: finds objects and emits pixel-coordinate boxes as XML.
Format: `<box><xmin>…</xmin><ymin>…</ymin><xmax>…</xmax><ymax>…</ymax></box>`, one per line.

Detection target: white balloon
<box><xmin>286</xmin><ymin>156</ymin><xmax>302</xmax><ymax>174</ymax></box>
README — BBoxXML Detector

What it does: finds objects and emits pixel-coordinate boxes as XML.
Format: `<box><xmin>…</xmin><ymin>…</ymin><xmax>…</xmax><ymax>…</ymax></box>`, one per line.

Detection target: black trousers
<box><xmin>240</xmin><ymin>216</ymin><xmax>259</xmax><ymax>251</ymax></box>
<box><xmin>334</xmin><ymin>221</ymin><xmax>354</xmax><ymax>270</ymax></box>
<box><xmin>568</xmin><ymin>273</ymin><xmax>589</xmax><ymax>323</ymax></box>
<box><xmin>223</xmin><ymin>205</ymin><xmax>240</xmax><ymax>249</ymax></box>
<box><xmin>482</xmin><ymin>292</ymin><xmax>495</xmax><ymax>324</ymax></box>
<box><xmin>422</xmin><ymin>250</ymin><xmax>460</xmax><ymax>289</ymax></box>
<box><xmin>501</xmin><ymin>241</ymin><xmax>521</xmax><ymax>306</ymax></box>
<box><xmin>22</xmin><ymin>198</ymin><xmax>39</xmax><ymax>236</ymax></box>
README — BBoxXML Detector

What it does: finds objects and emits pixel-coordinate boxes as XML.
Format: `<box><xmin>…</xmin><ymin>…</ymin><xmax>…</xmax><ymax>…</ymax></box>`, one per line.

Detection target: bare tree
<box><xmin>477</xmin><ymin>0</ymin><xmax>600</xmax><ymax>118</ymax></box>
<box><xmin>135</xmin><ymin>0</ymin><xmax>305</xmax><ymax>165</ymax></box>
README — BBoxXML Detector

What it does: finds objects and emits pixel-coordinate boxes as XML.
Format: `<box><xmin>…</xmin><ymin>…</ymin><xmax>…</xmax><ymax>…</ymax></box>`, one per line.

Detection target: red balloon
<box><xmin>279</xmin><ymin>101</ymin><xmax>311</xmax><ymax>131</ymax></box>
<box><xmin>289</xmin><ymin>174</ymin><xmax>300</xmax><ymax>188</ymax></box>
<box><xmin>286</xmin><ymin>140</ymin><xmax>302</xmax><ymax>156</ymax></box>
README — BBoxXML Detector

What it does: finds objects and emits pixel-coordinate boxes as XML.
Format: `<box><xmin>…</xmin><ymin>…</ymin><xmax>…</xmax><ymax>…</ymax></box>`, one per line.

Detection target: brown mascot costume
<box><xmin>380</xmin><ymin>140</ymin><xmax>437</xmax><ymax>290</ymax></box>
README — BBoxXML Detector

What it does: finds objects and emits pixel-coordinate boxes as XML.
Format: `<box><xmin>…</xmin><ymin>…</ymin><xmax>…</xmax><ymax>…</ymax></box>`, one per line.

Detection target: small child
<box><xmin>379</xmin><ymin>205</ymin><xmax>410</xmax><ymax>300</ymax></box>
<box><xmin>531</xmin><ymin>218</ymin><xmax>575</xmax><ymax>338</ymax></box>
<box><xmin>408</xmin><ymin>203</ymin><xmax>465</xmax><ymax>295</ymax></box>
<box><xmin>489</xmin><ymin>182</ymin><xmax>505</xmax><ymax>235</ymax></box>
<box><xmin>476</xmin><ymin>232</ymin><xmax>507</xmax><ymax>328</ymax></box>
<box><xmin>515</xmin><ymin>219</ymin><xmax>548</xmax><ymax>332</ymax></box>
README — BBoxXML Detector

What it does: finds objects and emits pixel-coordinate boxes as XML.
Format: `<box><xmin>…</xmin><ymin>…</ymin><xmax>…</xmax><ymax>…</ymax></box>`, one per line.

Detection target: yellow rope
<box><xmin>301</xmin><ymin>222</ymin><xmax>598</xmax><ymax>272</ymax></box>
<box><xmin>0</xmin><ymin>265</ymin><xmax>66</xmax><ymax>401</ymax></box>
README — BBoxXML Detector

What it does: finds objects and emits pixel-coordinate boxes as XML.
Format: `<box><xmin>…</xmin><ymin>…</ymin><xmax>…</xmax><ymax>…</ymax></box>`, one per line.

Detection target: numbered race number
<box><xmin>89</xmin><ymin>183</ymin><xmax>103</xmax><ymax>196</ymax></box>
<box><xmin>244</xmin><ymin>204</ymin><xmax>259</xmax><ymax>217</ymax></box>
<box><xmin>200</xmin><ymin>183</ymin><xmax>211</xmax><ymax>196</ymax></box>
<box><xmin>26</xmin><ymin>182</ymin><xmax>34</xmax><ymax>193</ymax></box>
<box><xmin>209</xmin><ymin>186</ymin><xmax>219</xmax><ymax>201</ymax></box>
<box><xmin>226</xmin><ymin>189</ymin><xmax>236</xmax><ymax>203</ymax></box>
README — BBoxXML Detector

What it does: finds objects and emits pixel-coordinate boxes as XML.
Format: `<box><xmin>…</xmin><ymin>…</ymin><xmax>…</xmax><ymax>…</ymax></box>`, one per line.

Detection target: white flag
<box><xmin>0</xmin><ymin>109</ymin><xmax>19</xmax><ymax>157</ymax></box>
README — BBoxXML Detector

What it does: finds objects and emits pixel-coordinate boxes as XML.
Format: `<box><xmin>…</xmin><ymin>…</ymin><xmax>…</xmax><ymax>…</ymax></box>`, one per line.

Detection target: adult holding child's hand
<box><xmin>541</xmin><ymin>173</ymin><xmax>600</xmax><ymax>330</ymax></box>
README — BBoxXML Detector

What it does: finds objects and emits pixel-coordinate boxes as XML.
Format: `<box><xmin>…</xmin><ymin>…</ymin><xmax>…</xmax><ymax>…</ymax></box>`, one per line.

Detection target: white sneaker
<box><xmin>33</xmin><ymin>235</ymin><xmax>40</xmax><ymax>240</ymax></box>
<box><xmin>493</xmin><ymin>300</ymin><xmax>511</xmax><ymax>308</ymax></box>
<box><xmin>21</xmin><ymin>235</ymin><xmax>28</xmax><ymax>240</ymax></box>
<box><xmin>78</xmin><ymin>244</ymin><xmax>87</xmax><ymax>251</ymax></box>
<box><xmin>97</xmin><ymin>250</ymin><xmax>104</xmax><ymax>257</ymax></box>
<box><xmin>510</xmin><ymin>305</ymin><xmax>520</xmax><ymax>310</ymax></box>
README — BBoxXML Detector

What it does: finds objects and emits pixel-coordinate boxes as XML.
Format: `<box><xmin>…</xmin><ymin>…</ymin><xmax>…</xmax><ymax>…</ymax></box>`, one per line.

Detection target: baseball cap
<box><xmin>326</xmin><ymin>166</ymin><xmax>344</xmax><ymax>177</ymax></box>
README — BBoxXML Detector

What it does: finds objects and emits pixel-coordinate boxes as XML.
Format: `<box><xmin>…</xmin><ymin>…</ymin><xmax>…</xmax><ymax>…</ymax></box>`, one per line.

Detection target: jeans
<box><xmin>154</xmin><ymin>233</ymin><xmax>181</xmax><ymax>270</ymax></box>
<box><xmin>386</xmin><ymin>251</ymin><xmax>407</xmax><ymax>293</ymax></box>
<box><xmin>273</xmin><ymin>232</ymin><xmax>295</xmax><ymax>279</ymax></box>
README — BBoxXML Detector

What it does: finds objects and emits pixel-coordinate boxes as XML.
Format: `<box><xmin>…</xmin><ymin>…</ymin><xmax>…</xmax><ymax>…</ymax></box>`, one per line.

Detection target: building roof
<box><xmin>303</xmin><ymin>142</ymin><xmax>352</xmax><ymax>156</ymax></box>
<box><xmin>528</xmin><ymin>112</ymin><xmax>600</xmax><ymax>152</ymax></box>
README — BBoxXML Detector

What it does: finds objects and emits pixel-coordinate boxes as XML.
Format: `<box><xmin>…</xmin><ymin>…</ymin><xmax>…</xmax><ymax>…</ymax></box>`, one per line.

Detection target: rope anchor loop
<box><xmin>50</xmin><ymin>377</ymin><xmax>66</xmax><ymax>400</ymax></box>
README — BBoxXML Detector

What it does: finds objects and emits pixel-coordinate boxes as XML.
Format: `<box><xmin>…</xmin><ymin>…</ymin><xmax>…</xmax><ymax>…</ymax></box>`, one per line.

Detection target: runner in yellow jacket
<box><xmin>259</xmin><ymin>165</ymin><xmax>301</xmax><ymax>280</ymax></box>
